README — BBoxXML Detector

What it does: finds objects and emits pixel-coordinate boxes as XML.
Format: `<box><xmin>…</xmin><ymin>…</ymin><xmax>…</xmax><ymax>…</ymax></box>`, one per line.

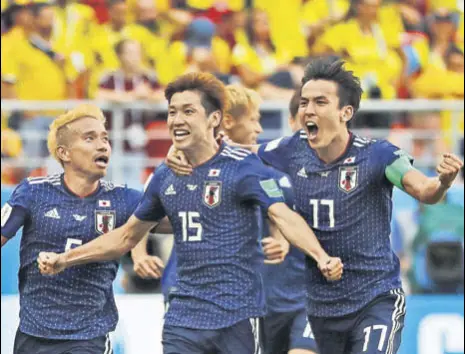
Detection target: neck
<box><xmin>111</xmin><ymin>22</ymin><xmax>124</xmax><ymax>32</ymax></box>
<box><xmin>122</xmin><ymin>67</ymin><xmax>139</xmax><ymax>78</ymax></box>
<box><xmin>184</xmin><ymin>136</ymin><xmax>219</xmax><ymax>167</ymax></box>
<box><xmin>358</xmin><ymin>19</ymin><xmax>373</xmax><ymax>33</ymax></box>
<box><xmin>315</xmin><ymin>129</ymin><xmax>351</xmax><ymax>164</ymax></box>
<box><xmin>63</xmin><ymin>170</ymin><xmax>100</xmax><ymax>198</ymax></box>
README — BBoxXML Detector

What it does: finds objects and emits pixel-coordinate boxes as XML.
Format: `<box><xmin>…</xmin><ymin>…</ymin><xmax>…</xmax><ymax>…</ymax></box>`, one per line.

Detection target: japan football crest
<box><xmin>203</xmin><ymin>182</ymin><xmax>222</xmax><ymax>208</ymax></box>
<box><xmin>95</xmin><ymin>211</ymin><xmax>116</xmax><ymax>234</ymax></box>
<box><xmin>339</xmin><ymin>166</ymin><xmax>358</xmax><ymax>193</ymax></box>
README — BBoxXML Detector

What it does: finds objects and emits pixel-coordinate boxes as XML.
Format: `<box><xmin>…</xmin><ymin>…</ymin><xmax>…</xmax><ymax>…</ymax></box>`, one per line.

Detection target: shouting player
<box><xmin>37</xmin><ymin>73</ymin><xmax>343</xmax><ymax>354</ymax></box>
<box><xmin>1</xmin><ymin>105</ymin><xmax>146</xmax><ymax>354</ymax></box>
<box><xmin>166</xmin><ymin>59</ymin><xmax>464</xmax><ymax>354</ymax></box>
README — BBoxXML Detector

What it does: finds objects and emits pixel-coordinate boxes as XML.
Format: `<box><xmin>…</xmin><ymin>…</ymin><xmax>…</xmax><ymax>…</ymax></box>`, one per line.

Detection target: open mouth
<box><xmin>173</xmin><ymin>129</ymin><xmax>191</xmax><ymax>141</ymax></box>
<box><xmin>306</xmin><ymin>122</ymin><xmax>319</xmax><ymax>141</ymax></box>
<box><xmin>95</xmin><ymin>155</ymin><xmax>109</xmax><ymax>168</ymax></box>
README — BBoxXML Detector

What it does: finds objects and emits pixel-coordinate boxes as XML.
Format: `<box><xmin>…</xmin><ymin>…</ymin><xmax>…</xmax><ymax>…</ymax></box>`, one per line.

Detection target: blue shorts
<box><xmin>261</xmin><ymin>309</ymin><xmax>318</xmax><ymax>354</ymax></box>
<box><xmin>309</xmin><ymin>289</ymin><xmax>406</xmax><ymax>354</ymax></box>
<box><xmin>163</xmin><ymin>318</ymin><xmax>261</xmax><ymax>354</ymax></box>
<box><xmin>13</xmin><ymin>329</ymin><xmax>113</xmax><ymax>354</ymax></box>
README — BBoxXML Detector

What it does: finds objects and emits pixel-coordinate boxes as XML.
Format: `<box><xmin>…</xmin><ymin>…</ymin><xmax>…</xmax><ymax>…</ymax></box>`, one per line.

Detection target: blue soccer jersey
<box><xmin>258</xmin><ymin>131</ymin><xmax>407</xmax><ymax>318</ymax></box>
<box><xmin>160</xmin><ymin>167</ymin><xmax>306</xmax><ymax>314</ymax></box>
<box><xmin>1</xmin><ymin>174</ymin><xmax>142</xmax><ymax>339</ymax></box>
<box><xmin>135</xmin><ymin>144</ymin><xmax>286</xmax><ymax>330</ymax></box>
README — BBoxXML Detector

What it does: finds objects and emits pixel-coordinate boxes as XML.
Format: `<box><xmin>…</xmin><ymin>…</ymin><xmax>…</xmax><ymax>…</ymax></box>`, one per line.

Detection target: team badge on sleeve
<box><xmin>204</xmin><ymin>182</ymin><xmax>222</xmax><ymax>208</ymax></box>
<box><xmin>339</xmin><ymin>166</ymin><xmax>359</xmax><ymax>193</ymax></box>
<box><xmin>95</xmin><ymin>211</ymin><xmax>116</xmax><ymax>234</ymax></box>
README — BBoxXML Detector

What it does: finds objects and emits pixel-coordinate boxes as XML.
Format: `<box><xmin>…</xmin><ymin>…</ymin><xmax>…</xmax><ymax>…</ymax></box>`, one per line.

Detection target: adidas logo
<box><xmin>73</xmin><ymin>214</ymin><xmax>87</xmax><ymax>222</ymax></box>
<box><xmin>165</xmin><ymin>185</ymin><xmax>177</xmax><ymax>196</ymax></box>
<box><xmin>45</xmin><ymin>208</ymin><xmax>60</xmax><ymax>219</ymax></box>
<box><xmin>297</xmin><ymin>168</ymin><xmax>308</xmax><ymax>178</ymax></box>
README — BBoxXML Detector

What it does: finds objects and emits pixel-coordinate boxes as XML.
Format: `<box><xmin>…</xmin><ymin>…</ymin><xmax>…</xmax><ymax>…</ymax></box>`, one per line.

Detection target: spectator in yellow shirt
<box><xmin>52</xmin><ymin>0</ymin><xmax>98</xmax><ymax>77</ymax></box>
<box><xmin>1</xmin><ymin>2</ymin><xmax>73</xmax><ymax>158</ymax></box>
<box><xmin>315</xmin><ymin>0</ymin><xmax>406</xmax><ymax>99</ymax></box>
<box><xmin>163</xmin><ymin>17</ymin><xmax>231</xmax><ymax>83</ymax></box>
<box><xmin>232</xmin><ymin>9</ymin><xmax>292</xmax><ymax>89</ymax></box>
<box><xmin>88</xmin><ymin>0</ymin><xmax>165</xmax><ymax>97</ymax></box>
<box><xmin>301</xmin><ymin>0</ymin><xmax>350</xmax><ymax>49</ymax></box>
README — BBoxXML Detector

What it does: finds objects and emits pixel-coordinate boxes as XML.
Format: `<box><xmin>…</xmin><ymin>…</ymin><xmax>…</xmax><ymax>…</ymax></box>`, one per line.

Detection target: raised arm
<box><xmin>390</xmin><ymin>153</ymin><xmax>463</xmax><ymax>204</ymax></box>
<box><xmin>38</xmin><ymin>215</ymin><xmax>158</xmax><ymax>275</ymax></box>
<box><xmin>267</xmin><ymin>203</ymin><xmax>343</xmax><ymax>281</ymax></box>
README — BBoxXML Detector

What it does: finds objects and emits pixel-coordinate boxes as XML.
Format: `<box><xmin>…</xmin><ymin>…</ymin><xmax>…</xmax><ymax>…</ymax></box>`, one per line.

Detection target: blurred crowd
<box><xmin>1</xmin><ymin>0</ymin><xmax>464</xmax><ymax>184</ymax></box>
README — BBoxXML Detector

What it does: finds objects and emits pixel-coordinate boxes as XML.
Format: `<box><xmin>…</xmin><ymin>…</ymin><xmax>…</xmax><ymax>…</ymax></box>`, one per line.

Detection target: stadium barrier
<box><xmin>1</xmin><ymin>99</ymin><xmax>464</xmax><ymax>185</ymax></box>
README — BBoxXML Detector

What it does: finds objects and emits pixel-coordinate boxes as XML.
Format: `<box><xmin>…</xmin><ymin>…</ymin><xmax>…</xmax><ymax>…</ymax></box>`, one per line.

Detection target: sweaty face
<box><xmin>299</xmin><ymin>80</ymin><xmax>348</xmax><ymax>150</ymax></box>
<box><xmin>65</xmin><ymin>118</ymin><xmax>111</xmax><ymax>179</ymax></box>
<box><xmin>226</xmin><ymin>109</ymin><xmax>263</xmax><ymax>145</ymax></box>
<box><xmin>168</xmin><ymin>91</ymin><xmax>219</xmax><ymax>151</ymax></box>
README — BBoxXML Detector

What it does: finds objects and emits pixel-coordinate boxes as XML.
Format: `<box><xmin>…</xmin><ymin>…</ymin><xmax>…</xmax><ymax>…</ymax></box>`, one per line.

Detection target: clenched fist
<box><xmin>318</xmin><ymin>257</ymin><xmax>344</xmax><ymax>282</ymax></box>
<box><xmin>37</xmin><ymin>252</ymin><xmax>66</xmax><ymax>276</ymax></box>
<box><xmin>437</xmin><ymin>153</ymin><xmax>464</xmax><ymax>188</ymax></box>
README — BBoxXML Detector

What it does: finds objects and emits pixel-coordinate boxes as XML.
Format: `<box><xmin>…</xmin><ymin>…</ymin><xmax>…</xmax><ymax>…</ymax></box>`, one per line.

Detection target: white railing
<box><xmin>2</xmin><ymin>99</ymin><xmax>464</xmax><ymax>185</ymax></box>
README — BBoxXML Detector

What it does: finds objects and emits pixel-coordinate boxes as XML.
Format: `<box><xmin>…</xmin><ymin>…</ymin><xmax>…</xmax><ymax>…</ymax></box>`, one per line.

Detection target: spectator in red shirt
<box><xmin>97</xmin><ymin>38</ymin><xmax>164</xmax><ymax>187</ymax></box>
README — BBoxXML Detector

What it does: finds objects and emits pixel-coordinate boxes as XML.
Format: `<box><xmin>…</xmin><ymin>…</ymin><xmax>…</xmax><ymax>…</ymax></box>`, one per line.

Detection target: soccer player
<box><xmin>167</xmin><ymin>87</ymin><xmax>318</xmax><ymax>354</ymax></box>
<box><xmin>37</xmin><ymin>73</ymin><xmax>343</xmax><ymax>354</ymax></box>
<box><xmin>0</xmin><ymin>104</ymin><xmax>146</xmax><ymax>354</ymax></box>
<box><xmin>166</xmin><ymin>59</ymin><xmax>464</xmax><ymax>354</ymax></box>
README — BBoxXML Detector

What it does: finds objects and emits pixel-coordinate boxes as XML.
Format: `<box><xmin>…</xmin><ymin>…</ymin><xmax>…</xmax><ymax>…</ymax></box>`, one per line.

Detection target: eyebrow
<box><xmin>169</xmin><ymin>104</ymin><xmax>196</xmax><ymax>110</ymax></box>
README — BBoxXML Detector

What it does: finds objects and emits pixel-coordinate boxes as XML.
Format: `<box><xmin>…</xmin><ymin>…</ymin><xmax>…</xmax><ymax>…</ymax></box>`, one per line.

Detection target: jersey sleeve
<box><xmin>125</xmin><ymin>188</ymin><xmax>144</xmax><ymax>215</ymax></box>
<box><xmin>236</xmin><ymin>155</ymin><xmax>286</xmax><ymax>212</ymax></box>
<box><xmin>134</xmin><ymin>165</ymin><xmax>168</xmax><ymax>222</ymax></box>
<box><xmin>1</xmin><ymin>179</ymin><xmax>31</xmax><ymax>239</ymax></box>
<box><xmin>271</xmin><ymin>170</ymin><xmax>295</xmax><ymax>209</ymax></box>
<box><xmin>257</xmin><ymin>134</ymin><xmax>297</xmax><ymax>173</ymax></box>
<box><xmin>372</xmin><ymin>140</ymin><xmax>415</xmax><ymax>189</ymax></box>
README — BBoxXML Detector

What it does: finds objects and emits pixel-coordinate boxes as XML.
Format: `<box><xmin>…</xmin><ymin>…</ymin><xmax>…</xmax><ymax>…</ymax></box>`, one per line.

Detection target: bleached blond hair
<box><xmin>225</xmin><ymin>84</ymin><xmax>262</xmax><ymax>120</ymax></box>
<box><xmin>47</xmin><ymin>104</ymin><xmax>106</xmax><ymax>164</ymax></box>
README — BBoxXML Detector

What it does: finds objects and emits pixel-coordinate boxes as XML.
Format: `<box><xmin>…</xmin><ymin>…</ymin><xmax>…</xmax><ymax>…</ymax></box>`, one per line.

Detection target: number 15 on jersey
<box><xmin>179</xmin><ymin>212</ymin><xmax>203</xmax><ymax>242</ymax></box>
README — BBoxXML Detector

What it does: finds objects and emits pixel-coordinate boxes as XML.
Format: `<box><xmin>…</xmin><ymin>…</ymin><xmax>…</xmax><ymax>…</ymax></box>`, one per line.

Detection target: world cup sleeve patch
<box><xmin>260</xmin><ymin>179</ymin><xmax>284</xmax><ymax>198</ymax></box>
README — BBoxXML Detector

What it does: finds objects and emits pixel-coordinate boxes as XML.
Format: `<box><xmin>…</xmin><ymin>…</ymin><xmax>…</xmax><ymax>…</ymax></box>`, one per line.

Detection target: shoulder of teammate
<box><xmin>370</xmin><ymin>139</ymin><xmax>415</xmax><ymax>189</ymax></box>
<box><xmin>235</xmin><ymin>153</ymin><xmax>286</xmax><ymax>210</ymax></box>
<box><xmin>257</xmin><ymin>130</ymin><xmax>303</xmax><ymax>173</ymax></box>
<box><xmin>134</xmin><ymin>164</ymin><xmax>170</xmax><ymax>223</ymax></box>
<box><xmin>143</xmin><ymin>163</ymin><xmax>171</xmax><ymax>197</ymax></box>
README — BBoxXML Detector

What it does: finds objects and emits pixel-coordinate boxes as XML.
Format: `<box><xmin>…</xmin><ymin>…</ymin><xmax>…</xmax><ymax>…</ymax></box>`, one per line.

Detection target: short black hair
<box><xmin>302</xmin><ymin>57</ymin><xmax>363</xmax><ymax>113</ymax></box>
<box><xmin>289</xmin><ymin>89</ymin><xmax>300</xmax><ymax>120</ymax></box>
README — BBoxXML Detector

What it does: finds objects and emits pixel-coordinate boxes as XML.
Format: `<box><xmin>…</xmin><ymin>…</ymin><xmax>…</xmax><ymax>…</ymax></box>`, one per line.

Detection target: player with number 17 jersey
<box><xmin>259</xmin><ymin>132</ymin><xmax>405</xmax><ymax>318</ymax></box>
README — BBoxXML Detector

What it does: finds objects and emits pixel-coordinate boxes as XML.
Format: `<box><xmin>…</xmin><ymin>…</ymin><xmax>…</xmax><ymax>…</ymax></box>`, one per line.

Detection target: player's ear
<box><xmin>222</xmin><ymin>114</ymin><xmax>235</xmax><ymax>130</ymax></box>
<box><xmin>340</xmin><ymin>106</ymin><xmax>354</xmax><ymax>124</ymax></box>
<box><xmin>56</xmin><ymin>146</ymin><xmax>71</xmax><ymax>164</ymax></box>
<box><xmin>209</xmin><ymin>111</ymin><xmax>223</xmax><ymax>131</ymax></box>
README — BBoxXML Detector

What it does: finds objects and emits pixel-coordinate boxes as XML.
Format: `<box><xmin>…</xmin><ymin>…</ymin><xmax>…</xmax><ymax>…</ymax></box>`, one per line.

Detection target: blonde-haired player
<box><xmin>1</xmin><ymin>104</ymin><xmax>152</xmax><ymax>354</ymax></box>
